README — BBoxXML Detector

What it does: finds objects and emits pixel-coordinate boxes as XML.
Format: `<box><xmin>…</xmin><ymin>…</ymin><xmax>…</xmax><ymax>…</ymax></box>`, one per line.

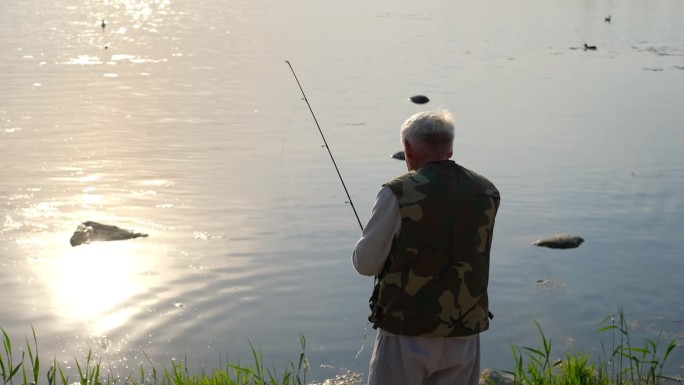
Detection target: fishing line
<box><xmin>285</xmin><ymin>60</ymin><xmax>372</xmax><ymax>358</ymax></box>
<box><xmin>284</xmin><ymin>60</ymin><xmax>364</xmax><ymax>232</ymax></box>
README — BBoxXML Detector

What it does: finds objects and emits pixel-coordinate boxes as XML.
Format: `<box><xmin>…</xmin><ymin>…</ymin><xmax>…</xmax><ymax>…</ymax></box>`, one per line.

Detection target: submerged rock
<box><xmin>391</xmin><ymin>150</ymin><xmax>405</xmax><ymax>160</ymax></box>
<box><xmin>535</xmin><ymin>278</ymin><xmax>566</xmax><ymax>290</ymax></box>
<box><xmin>70</xmin><ymin>221</ymin><xmax>148</xmax><ymax>247</ymax></box>
<box><xmin>533</xmin><ymin>235</ymin><xmax>584</xmax><ymax>249</ymax></box>
<box><xmin>480</xmin><ymin>369</ymin><xmax>514</xmax><ymax>385</ymax></box>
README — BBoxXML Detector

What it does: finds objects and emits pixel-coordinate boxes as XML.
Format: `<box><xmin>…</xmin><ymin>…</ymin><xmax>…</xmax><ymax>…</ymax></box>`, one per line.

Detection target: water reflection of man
<box><xmin>352</xmin><ymin>110</ymin><xmax>501</xmax><ymax>385</ymax></box>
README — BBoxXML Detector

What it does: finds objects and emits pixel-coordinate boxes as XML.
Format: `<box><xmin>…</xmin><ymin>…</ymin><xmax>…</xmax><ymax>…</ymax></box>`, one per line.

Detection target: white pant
<box><xmin>367</xmin><ymin>332</ymin><xmax>480</xmax><ymax>385</ymax></box>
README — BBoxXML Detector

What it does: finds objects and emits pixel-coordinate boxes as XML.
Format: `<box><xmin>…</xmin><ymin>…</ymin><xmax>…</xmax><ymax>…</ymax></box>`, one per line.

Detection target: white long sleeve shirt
<box><xmin>352</xmin><ymin>186</ymin><xmax>402</xmax><ymax>276</ymax></box>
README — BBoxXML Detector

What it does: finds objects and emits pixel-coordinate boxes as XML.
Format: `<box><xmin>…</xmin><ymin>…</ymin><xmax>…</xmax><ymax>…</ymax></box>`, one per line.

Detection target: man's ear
<box><xmin>403</xmin><ymin>139</ymin><xmax>413</xmax><ymax>156</ymax></box>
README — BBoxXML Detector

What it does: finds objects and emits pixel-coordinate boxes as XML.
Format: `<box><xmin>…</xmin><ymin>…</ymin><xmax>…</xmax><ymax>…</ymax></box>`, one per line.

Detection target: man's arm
<box><xmin>352</xmin><ymin>186</ymin><xmax>401</xmax><ymax>276</ymax></box>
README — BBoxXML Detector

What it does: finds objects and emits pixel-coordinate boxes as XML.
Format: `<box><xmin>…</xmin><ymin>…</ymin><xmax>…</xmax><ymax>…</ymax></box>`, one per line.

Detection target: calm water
<box><xmin>2</xmin><ymin>0</ymin><xmax>683</xmax><ymax>382</ymax></box>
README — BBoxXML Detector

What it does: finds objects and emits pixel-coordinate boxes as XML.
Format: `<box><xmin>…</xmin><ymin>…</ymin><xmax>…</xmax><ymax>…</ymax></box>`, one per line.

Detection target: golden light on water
<box><xmin>12</xmin><ymin>170</ymin><xmax>173</xmax><ymax>334</ymax></box>
<box><xmin>102</xmin><ymin>0</ymin><xmax>172</xmax><ymax>23</ymax></box>
<box><xmin>37</xmin><ymin>235</ymin><xmax>160</xmax><ymax>334</ymax></box>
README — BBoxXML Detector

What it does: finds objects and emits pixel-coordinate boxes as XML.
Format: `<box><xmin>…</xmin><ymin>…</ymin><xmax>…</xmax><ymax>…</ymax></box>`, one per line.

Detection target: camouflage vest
<box><xmin>369</xmin><ymin>160</ymin><xmax>500</xmax><ymax>337</ymax></box>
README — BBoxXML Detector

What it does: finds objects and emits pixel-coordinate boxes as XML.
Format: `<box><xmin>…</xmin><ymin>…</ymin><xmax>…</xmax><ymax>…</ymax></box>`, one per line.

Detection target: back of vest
<box><xmin>370</xmin><ymin>160</ymin><xmax>500</xmax><ymax>337</ymax></box>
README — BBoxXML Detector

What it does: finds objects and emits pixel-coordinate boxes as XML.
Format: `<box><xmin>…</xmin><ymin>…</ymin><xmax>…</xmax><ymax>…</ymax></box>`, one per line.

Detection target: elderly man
<box><xmin>352</xmin><ymin>110</ymin><xmax>501</xmax><ymax>385</ymax></box>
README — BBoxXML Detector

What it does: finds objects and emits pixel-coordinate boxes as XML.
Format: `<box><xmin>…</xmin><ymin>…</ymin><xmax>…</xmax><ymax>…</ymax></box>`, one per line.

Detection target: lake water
<box><xmin>1</xmin><ymin>0</ymin><xmax>683</xmax><ymax>382</ymax></box>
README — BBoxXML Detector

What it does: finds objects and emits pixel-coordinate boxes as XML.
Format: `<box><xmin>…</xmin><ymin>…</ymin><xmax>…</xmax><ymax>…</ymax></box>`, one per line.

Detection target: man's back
<box><xmin>370</xmin><ymin>160</ymin><xmax>500</xmax><ymax>337</ymax></box>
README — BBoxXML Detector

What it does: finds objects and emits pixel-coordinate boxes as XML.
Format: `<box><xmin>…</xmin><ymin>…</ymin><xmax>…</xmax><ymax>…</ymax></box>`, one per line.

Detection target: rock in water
<box><xmin>70</xmin><ymin>221</ymin><xmax>148</xmax><ymax>247</ymax></box>
<box><xmin>391</xmin><ymin>150</ymin><xmax>405</xmax><ymax>160</ymax></box>
<box><xmin>480</xmin><ymin>369</ymin><xmax>514</xmax><ymax>385</ymax></box>
<box><xmin>409</xmin><ymin>95</ymin><xmax>430</xmax><ymax>104</ymax></box>
<box><xmin>533</xmin><ymin>235</ymin><xmax>584</xmax><ymax>249</ymax></box>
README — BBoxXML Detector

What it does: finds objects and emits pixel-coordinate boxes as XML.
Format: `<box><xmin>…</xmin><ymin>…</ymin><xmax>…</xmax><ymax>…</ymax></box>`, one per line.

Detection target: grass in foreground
<box><xmin>1</xmin><ymin>328</ymin><xmax>309</xmax><ymax>385</ymax></box>
<box><xmin>2</xmin><ymin>308</ymin><xmax>680</xmax><ymax>385</ymax></box>
<box><xmin>503</xmin><ymin>308</ymin><xmax>680</xmax><ymax>385</ymax></box>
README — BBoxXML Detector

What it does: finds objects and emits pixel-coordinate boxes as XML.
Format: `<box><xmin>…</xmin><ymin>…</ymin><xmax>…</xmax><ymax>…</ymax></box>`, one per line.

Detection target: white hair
<box><xmin>400</xmin><ymin>110</ymin><xmax>455</xmax><ymax>152</ymax></box>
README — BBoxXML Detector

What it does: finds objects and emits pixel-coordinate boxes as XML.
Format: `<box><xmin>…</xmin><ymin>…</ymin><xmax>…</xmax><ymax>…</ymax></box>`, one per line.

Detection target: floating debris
<box><xmin>409</xmin><ymin>95</ymin><xmax>430</xmax><ymax>104</ymax></box>
<box><xmin>532</xmin><ymin>235</ymin><xmax>584</xmax><ymax>249</ymax></box>
<box><xmin>70</xmin><ymin>221</ymin><xmax>148</xmax><ymax>247</ymax></box>
<box><xmin>391</xmin><ymin>150</ymin><xmax>405</xmax><ymax>160</ymax></box>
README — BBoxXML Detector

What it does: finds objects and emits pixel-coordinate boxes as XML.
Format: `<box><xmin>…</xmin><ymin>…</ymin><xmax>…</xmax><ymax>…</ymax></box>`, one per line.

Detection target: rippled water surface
<box><xmin>2</xmin><ymin>0</ymin><xmax>684</xmax><ymax>382</ymax></box>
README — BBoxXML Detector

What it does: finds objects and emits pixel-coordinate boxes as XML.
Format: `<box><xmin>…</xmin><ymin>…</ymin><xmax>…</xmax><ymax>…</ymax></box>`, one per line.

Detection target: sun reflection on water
<box><xmin>38</xmin><ymin>239</ymin><xmax>160</xmax><ymax>334</ymax></box>
<box><xmin>102</xmin><ymin>0</ymin><xmax>172</xmax><ymax>22</ymax></box>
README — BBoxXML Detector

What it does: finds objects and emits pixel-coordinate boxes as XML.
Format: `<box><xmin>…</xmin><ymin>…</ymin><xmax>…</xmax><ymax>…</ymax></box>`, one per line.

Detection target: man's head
<box><xmin>400</xmin><ymin>110</ymin><xmax>455</xmax><ymax>170</ymax></box>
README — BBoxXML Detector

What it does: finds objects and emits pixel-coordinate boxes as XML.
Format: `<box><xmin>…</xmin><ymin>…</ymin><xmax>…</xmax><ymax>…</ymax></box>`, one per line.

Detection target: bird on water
<box><xmin>101</xmin><ymin>19</ymin><xmax>106</xmax><ymax>29</ymax></box>
<box><xmin>584</xmin><ymin>43</ymin><xmax>597</xmax><ymax>50</ymax></box>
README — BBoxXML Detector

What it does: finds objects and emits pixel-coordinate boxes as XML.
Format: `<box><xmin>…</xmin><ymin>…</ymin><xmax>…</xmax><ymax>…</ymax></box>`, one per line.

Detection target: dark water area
<box><xmin>1</xmin><ymin>0</ymin><xmax>683</xmax><ymax>382</ymax></box>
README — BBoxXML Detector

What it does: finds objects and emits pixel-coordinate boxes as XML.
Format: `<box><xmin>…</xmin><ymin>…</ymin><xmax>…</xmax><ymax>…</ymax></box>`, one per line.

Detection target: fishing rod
<box><xmin>285</xmin><ymin>60</ymin><xmax>364</xmax><ymax>231</ymax></box>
